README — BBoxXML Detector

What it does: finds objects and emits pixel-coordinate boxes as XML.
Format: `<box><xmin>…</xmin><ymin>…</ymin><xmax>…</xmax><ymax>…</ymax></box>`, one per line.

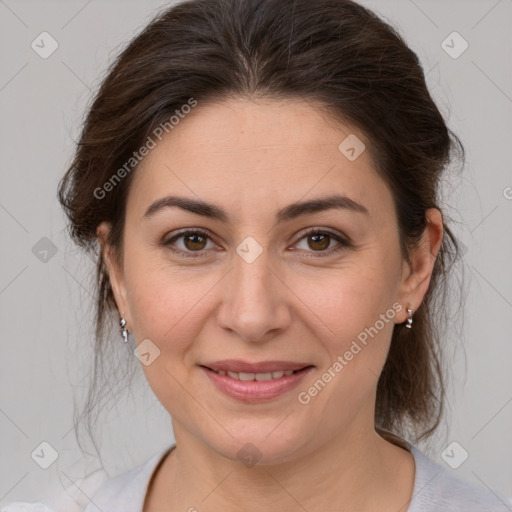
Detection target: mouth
<box><xmin>199</xmin><ymin>361</ymin><xmax>314</xmax><ymax>402</ymax></box>
<box><xmin>202</xmin><ymin>367</ymin><xmax>308</xmax><ymax>381</ymax></box>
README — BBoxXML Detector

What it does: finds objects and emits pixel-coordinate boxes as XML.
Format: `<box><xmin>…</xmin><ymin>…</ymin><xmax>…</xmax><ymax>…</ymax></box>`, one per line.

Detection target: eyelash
<box><xmin>163</xmin><ymin>228</ymin><xmax>351</xmax><ymax>259</ymax></box>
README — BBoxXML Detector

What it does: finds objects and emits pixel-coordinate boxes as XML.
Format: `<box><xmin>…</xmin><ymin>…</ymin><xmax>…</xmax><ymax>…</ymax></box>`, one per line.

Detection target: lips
<box><xmin>201</xmin><ymin>359</ymin><xmax>311</xmax><ymax>373</ymax></box>
<box><xmin>199</xmin><ymin>360</ymin><xmax>314</xmax><ymax>402</ymax></box>
<box><xmin>209</xmin><ymin>369</ymin><xmax>297</xmax><ymax>381</ymax></box>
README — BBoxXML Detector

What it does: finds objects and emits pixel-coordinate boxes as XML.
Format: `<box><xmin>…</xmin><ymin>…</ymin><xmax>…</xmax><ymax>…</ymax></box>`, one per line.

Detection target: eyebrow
<box><xmin>142</xmin><ymin>194</ymin><xmax>369</xmax><ymax>223</ymax></box>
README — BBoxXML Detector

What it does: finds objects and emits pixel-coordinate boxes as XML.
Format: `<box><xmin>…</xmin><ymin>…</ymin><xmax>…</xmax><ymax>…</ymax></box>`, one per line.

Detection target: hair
<box><xmin>57</xmin><ymin>0</ymin><xmax>464</xmax><ymax>455</ymax></box>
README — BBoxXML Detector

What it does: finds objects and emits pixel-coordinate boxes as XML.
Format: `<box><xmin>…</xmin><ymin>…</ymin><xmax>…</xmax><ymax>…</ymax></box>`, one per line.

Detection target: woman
<box><xmin>3</xmin><ymin>0</ymin><xmax>510</xmax><ymax>510</ymax></box>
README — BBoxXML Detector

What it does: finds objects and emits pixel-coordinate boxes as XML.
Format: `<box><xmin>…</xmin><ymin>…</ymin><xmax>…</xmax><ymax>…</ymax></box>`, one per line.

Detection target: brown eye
<box><xmin>294</xmin><ymin>229</ymin><xmax>350</xmax><ymax>257</ymax></box>
<box><xmin>183</xmin><ymin>232</ymin><xmax>207</xmax><ymax>251</ymax></box>
<box><xmin>307</xmin><ymin>233</ymin><xmax>331</xmax><ymax>251</ymax></box>
<box><xmin>164</xmin><ymin>229</ymin><xmax>216</xmax><ymax>257</ymax></box>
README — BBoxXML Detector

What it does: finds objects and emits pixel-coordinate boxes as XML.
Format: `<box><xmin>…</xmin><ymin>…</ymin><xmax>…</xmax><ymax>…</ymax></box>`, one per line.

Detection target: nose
<box><xmin>216</xmin><ymin>245</ymin><xmax>291</xmax><ymax>343</ymax></box>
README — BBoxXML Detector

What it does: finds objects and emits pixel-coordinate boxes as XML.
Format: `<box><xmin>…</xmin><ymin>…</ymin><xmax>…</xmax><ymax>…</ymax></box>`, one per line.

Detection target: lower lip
<box><xmin>200</xmin><ymin>366</ymin><xmax>314</xmax><ymax>403</ymax></box>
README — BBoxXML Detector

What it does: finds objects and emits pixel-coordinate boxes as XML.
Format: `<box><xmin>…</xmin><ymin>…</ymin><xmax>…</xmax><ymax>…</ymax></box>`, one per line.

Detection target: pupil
<box><xmin>186</xmin><ymin>234</ymin><xmax>205</xmax><ymax>250</ymax></box>
<box><xmin>309</xmin><ymin>234</ymin><xmax>329</xmax><ymax>251</ymax></box>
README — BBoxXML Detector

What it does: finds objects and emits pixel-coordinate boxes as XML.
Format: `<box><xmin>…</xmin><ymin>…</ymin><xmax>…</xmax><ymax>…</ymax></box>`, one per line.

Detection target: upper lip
<box><xmin>201</xmin><ymin>360</ymin><xmax>313</xmax><ymax>373</ymax></box>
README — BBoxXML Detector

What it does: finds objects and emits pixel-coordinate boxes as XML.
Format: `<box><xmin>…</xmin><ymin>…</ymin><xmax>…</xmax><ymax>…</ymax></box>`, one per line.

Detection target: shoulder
<box><xmin>1</xmin><ymin>505</ymin><xmax>55</xmax><ymax>512</ymax></box>
<box><xmin>0</xmin><ymin>467</ymin><xmax>108</xmax><ymax>512</ymax></box>
<box><xmin>1</xmin><ymin>446</ymin><xmax>172</xmax><ymax>512</ymax></box>
<box><xmin>409</xmin><ymin>446</ymin><xmax>512</xmax><ymax>512</ymax></box>
<box><xmin>81</xmin><ymin>446</ymin><xmax>172</xmax><ymax>512</ymax></box>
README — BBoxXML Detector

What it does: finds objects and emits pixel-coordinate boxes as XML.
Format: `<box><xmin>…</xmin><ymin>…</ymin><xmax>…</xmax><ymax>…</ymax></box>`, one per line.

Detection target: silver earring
<box><xmin>405</xmin><ymin>308</ymin><xmax>413</xmax><ymax>329</ymax></box>
<box><xmin>120</xmin><ymin>317</ymin><xmax>128</xmax><ymax>343</ymax></box>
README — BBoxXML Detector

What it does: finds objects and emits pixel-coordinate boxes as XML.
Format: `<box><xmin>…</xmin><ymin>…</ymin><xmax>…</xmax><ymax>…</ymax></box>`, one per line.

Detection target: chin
<box><xmin>202</xmin><ymin>424</ymin><xmax>313</xmax><ymax>467</ymax></box>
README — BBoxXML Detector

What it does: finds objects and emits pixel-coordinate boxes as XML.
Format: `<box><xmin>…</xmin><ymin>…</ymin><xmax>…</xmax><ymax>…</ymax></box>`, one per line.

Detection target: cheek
<box><xmin>124</xmin><ymin>245</ymin><xmax>198</xmax><ymax>342</ymax></box>
<box><xmin>122</xmin><ymin>256</ymin><xmax>212</xmax><ymax>416</ymax></box>
<box><xmin>123</xmin><ymin>246</ymin><xmax>226</xmax><ymax>363</ymax></box>
<box><xmin>126</xmin><ymin>269</ymin><xmax>207</xmax><ymax>347</ymax></box>
<box><xmin>292</xmin><ymin>272</ymin><xmax>401</xmax><ymax>431</ymax></box>
<box><xmin>306</xmin><ymin>290</ymin><xmax>396</xmax><ymax>403</ymax></box>
<box><xmin>299</xmin><ymin>256</ymin><xmax>401</xmax><ymax>349</ymax></box>
<box><xmin>292</xmin><ymin>252</ymin><xmax>403</xmax><ymax>416</ymax></box>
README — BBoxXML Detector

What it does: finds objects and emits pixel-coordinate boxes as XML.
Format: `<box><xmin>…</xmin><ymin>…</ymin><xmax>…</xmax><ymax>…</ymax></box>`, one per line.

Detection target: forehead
<box><xmin>127</xmin><ymin>97</ymin><xmax>390</xmax><ymax>220</ymax></box>
<box><xmin>145</xmin><ymin>97</ymin><xmax>365</xmax><ymax>160</ymax></box>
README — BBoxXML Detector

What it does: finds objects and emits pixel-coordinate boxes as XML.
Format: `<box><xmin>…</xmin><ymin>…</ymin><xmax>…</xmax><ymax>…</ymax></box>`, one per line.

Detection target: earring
<box><xmin>405</xmin><ymin>308</ymin><xmax>413</xmax><ymax>329</ymax></box>
<box><xmin>120</xmin><ymin>317</ymin><xmax>128</xmax><ymax>343</ymax></box>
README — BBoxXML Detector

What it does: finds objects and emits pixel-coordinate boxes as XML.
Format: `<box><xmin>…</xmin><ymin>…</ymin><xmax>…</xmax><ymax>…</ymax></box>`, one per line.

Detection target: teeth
<box><xmin>255</xmin><ymin>372</ymin><xmax>272</xmax><ymax>381</ymax></box>
<box><xmin>239</xmin><ymin>372</ymin><xmax>256</xmax><ymax>381</ymax></box>
<box><xmin>213</xmin><ymin>369</ymin><xmax>298</xmax><ymax>380</ymax></box>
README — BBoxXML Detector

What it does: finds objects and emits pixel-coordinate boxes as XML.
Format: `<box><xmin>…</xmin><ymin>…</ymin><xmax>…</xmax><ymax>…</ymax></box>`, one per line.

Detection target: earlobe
<box><xmin>396</xmin><ymin>208</ymin><xmax>444</xmax><ymax>323</ymax></box>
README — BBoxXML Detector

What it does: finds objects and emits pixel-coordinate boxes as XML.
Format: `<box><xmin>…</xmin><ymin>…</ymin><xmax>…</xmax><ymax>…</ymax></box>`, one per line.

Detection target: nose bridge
<box><xmin>216</xmin><ymin>238</ymin><xmax>290</xmax><ymax>342</ymax></box>
<box><xmin>233</xmin><ymin>241</ymin><xmax>272</xmax><ymax>297</ymax></box>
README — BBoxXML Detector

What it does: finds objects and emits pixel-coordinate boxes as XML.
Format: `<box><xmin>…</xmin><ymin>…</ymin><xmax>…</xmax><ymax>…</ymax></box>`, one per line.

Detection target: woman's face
<box><xmin>100</xmin><ymin>97</ymin><xmax>439</xmax><ymax>464</ymax></box>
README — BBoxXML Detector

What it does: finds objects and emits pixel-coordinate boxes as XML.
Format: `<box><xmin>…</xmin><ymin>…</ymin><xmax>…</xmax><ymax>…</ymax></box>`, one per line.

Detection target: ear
<box><xmin>395</xmin><ymin>208</ymin><xmax>444</xmax><ymax>323</ymax></box>
<box><xmin>96</xmin><ymin>221</ymin><xmax>132</xmax><ymax>329</ymax></box>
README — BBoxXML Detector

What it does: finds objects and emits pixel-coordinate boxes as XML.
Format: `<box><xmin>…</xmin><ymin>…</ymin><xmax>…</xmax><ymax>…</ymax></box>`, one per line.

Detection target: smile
<box><xmin>209</xmin><ymin>369</ymin><xmax>297</xmax><ymax>380</ymax></box>
<box><xmin>200</xmin><ymin>363</ymin><xmax>314</xmax><ymax>403</ymax></box>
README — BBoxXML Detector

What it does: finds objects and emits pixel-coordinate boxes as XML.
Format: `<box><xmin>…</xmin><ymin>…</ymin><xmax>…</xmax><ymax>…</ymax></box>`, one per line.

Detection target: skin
<box><xmin>97</xmin><ymin>97</ymin><xmax>443</xmax><ymax>512</ymax></box>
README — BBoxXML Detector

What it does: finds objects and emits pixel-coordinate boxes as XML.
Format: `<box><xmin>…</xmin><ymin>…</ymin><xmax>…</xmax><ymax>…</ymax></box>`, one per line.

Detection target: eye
<box><xmin>163</xmin><ymin>229</ymin><xmax>218</xmax><ymax>258</ymax></box>
<box><xmin>292</xmin><ymin>228</ymin><xmax>350</xmax><ymax>256</ymax></box>
<box><xmin>163</xmin><ymin>228</ymin><xmax>351</xmax><ymax>259</ymax></box>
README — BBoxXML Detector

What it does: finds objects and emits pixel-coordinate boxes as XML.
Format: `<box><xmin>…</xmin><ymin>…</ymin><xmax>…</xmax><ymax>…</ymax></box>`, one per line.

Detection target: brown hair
<box><xmin>58</xmin><ymin>0</ymin><xmax>464</xmax><ymax>452</ymax></box>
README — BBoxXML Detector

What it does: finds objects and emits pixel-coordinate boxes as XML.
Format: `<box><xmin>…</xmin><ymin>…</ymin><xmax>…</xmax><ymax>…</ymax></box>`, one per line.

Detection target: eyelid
<box><xmin>293</xmin><ymin>226</ymin><xmax>351</xmax><ymax>244</ymax></box>
<box><xmin>164</xmin><ymin>227</ymin><xmax>215</xmax><ymax>242</ymax></box>
<box><xmin>163</xmin><ymin>228</ymin><xmax>219</xmax><ymax>258</ymax></box>
<box><xmin>163</xmin><ymin>227</ymin><xmax>351</xmax><ymax>258</ymax></box>
<box><xmin>291</xmin><ymin>228</ymin><xmax>351</xmax><ymax>256</ymax></box>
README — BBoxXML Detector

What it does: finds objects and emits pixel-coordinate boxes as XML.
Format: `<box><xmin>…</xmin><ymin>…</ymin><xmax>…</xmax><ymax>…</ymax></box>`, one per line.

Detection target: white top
<box><xmin>2</xmin><ymin>444</ymin><xmax>511</xmax><ymax>512</ymax></box>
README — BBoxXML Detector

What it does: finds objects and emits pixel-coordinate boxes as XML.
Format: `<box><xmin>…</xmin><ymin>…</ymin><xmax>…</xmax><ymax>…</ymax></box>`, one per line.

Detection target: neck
<box><xmin>146</xmin><ymin>420</ymin><xmax>415</xmax><ymax>512</ymax></box>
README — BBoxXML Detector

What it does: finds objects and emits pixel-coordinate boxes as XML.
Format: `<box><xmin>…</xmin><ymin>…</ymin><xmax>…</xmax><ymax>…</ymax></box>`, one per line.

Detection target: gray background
<box><xmin>1</xmin><ymin>0</ymin><xmax>511</xmax><ymax>505</ymax></box>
